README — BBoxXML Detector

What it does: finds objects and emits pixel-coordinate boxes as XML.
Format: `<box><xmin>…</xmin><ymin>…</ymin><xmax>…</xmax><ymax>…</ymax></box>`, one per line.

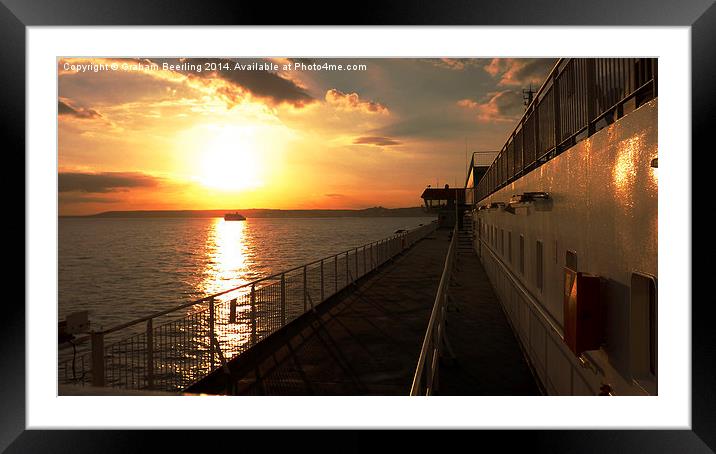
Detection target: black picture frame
<box><xmin>7</xmin><ymin>0</ymin><xmax>713</xmax><ymax>451</ymax></box>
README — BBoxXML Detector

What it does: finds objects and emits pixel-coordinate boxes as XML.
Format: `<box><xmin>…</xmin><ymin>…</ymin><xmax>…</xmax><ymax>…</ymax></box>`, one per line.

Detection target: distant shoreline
<box><xmin>60</xmin><ymin>207</ymin><xmax>433</xmax><ymax>219</ymax></box>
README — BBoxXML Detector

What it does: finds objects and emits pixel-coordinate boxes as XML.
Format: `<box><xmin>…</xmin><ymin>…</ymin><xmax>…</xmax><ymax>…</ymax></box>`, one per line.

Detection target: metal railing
<box><xmin>410</xmin><ymin>221</ymin><xmax>458</xmax><ymax>395</ymax></box>
<box><xmin>474</xmin><ymin>58</ymin><xmax>657</xmax><ymax>202</ymax></box>
<box><xmin>59</xmin><ymin>221</ymin><xmax>438</xmax><ymax>392</ymax></box>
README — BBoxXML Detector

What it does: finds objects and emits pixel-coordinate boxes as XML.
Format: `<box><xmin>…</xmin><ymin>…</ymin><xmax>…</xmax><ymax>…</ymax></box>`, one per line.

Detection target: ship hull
<box><xmin>472</xmin><ymin>99</ymin><xmax>658</xmax><ymax>396</ymax></box>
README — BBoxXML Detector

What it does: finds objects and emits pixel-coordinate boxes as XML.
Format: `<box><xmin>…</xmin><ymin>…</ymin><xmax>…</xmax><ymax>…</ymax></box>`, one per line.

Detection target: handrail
<box><xmin>473</xmin><ymin>57</ymin><xmax>658</xmax><ymax>202</ymax></box>
<box><xmin>410</xmin><ymin>221</ymin><xmax>458</xmax><ymax>395</ymax></box>
<box><xmin>60</xmin><ymin>219</ymin><xmax>439</xmax><ymax>391</ymax></box>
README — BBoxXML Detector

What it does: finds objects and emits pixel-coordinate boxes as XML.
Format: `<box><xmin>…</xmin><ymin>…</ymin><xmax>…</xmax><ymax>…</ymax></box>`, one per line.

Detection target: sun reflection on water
<box><xmin>202</xmin><ymin>217</ymin><xmax>251</xmax><ymax>296</ymax></box>
<box><xmin>192</xmin><ymin>218</ymin><xmax>256</xmax><ymax>366</ymax></box>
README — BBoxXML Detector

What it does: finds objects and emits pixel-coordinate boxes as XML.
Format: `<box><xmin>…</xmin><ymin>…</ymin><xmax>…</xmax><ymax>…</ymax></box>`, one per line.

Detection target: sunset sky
<box><xmin>58</xmin><ymin>57</ymin><xmax>556</xmax><ymax>215</ymax></box>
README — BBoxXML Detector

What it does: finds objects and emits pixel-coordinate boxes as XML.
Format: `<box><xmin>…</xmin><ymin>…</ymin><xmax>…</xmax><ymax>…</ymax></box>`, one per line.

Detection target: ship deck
<box><xmin>187</xmin><ymin>227</ymin><xmax>540</xmax><ymax>395</ymax></box>
<box><xmin>439</xmin><ymin>245</ymin><xmax>541</xmax><ymax>395</ymax></box>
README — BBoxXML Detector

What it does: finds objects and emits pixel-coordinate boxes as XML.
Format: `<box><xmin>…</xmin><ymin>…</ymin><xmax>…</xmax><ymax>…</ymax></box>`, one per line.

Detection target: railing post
<box><xmin>586</xmin><ymin>58</ymin><xmax>596</xmax><ymax>136</ymax></box>
<box><xmin>303</xmin><ymin>265</ymin><xmax>308</xmax><ymax>312</ymax></box>
<box><xmin>251</xmin><ymin>284</ymin><xmax>257</xmax><ymax>345</ymax></box>
<box><xmin>553</xmin><ymin>68</ymin><xmax>561</xmax><ymax>155</ymax></box>
<box><xmin>229</xmin><ymin>298</ymin><xmax>237</xmax><ymax>324</ymax></box>
<box><xmin>334</xmin><ymin>255</ymin><xmax>338</xmax><ymax>294</ymax></box>
<box><xmin>354</xmin><ymin>248</ymin><xmax>358</xmax><ymax>282</ymax></box>
<box><xmin>345</xmin><ymin>252</ymin><xmax>349</xmax><ymax>287</ymax></box>
<box><xmin>146</xmin><ymin>319</ymin><xmax>154</xmax><ymax>389</ymax></box>
<box><xmin>209</xmin><ymin>297</ymin><xmax>215</xmax><ymax>370</ymax></box>
<box><xmin>90</xmin><ymin>331</ymin><xmax>105</xmax><ymax>387</ymax></box>
<box><xmin>363</xmin><ymin>246</ymin><xmax>367</xmax><ymax>275</ymax></box>
<box><xmin>320</xmin><ymin>259</ymin><xmax>324</xmax><ymax>302</ymax></box>
<box><xmin>280</xmin><ymin>273</ymin><xmax>286</xmax><ymax>325</ymax></box>
<box><xmin>370</xmin><ymin>243</ymin><xmax>374</xmax><ymax>270</ymax></box>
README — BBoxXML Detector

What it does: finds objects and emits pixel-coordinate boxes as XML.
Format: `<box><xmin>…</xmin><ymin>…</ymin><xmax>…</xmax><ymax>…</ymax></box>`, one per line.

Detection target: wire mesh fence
<box><xmin>59</xmin><ymin>221</ymin><xmax>438</xmax><ymax>392</ymax></box>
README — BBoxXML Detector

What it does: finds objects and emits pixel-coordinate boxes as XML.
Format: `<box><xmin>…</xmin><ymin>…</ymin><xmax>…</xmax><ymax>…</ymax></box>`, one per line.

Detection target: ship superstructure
<box><xmin>465</xmin><ymin>58</ymin><xmax>658</xmax><ymax>395</ymax></box>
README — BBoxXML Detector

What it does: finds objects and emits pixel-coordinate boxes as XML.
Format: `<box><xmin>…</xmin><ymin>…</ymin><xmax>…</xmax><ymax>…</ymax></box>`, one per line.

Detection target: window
<box><xmin>630</xmin><ymin>273</ymin><xmax>657</xmax><ymax>384</ymax></box>
<box><xmin>566</xmin><ymin>250</ymin><xmax>577</xmax><ymax>271</ymax></box>
<box><xmin>519</xmin><ymin>235</ymin><xmax>525</xmax><ymax>275</ymax></box>
<box><xmin>536</xmin><ymin>240</ymin><xmax>543</xmax><ymax>291</ymax></box>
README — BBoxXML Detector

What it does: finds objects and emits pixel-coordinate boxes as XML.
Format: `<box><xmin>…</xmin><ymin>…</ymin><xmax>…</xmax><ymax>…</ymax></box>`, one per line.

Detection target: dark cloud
<box><xmin>59</xmin><ymin>172</ymin><xmax>160</xmax><ymax>193</ymax></box>
<box><xmin>421</xmin><ymin>58</ymin><xmax>487</xmax><ymax>71</ymax></box>
<box><xmin>508</xmin><ymin>59</ymin><xmax>556</xmax><ymax>87</ymax></box>
<box><xmin>161</xmin><ymin>58</ymin><xmax>314</xmax><ymax>107</ymax></box>
<box><xmin>324</xmin><ymin>193</ymin><xmax>346</xmax><ymax>198</ymax></box>
<box><xmin>288</xmin><ymin>58</ymin><xmax>316</xmax><ymax>65</ymax></box>
<box><xmin>59</xmin><ymin>193</ymin><xmax>121</xmax><ymax>204</ymax></box>
<box><xmin>58</xmin><ymin>100</ymin><xmax>103</xmax><ymax>119</ymax></box>
<box><xmin>353</xmin><ymin>136</ymin><xmax>401</xmax><ymax>147</ymax></box>
<box><xmin>457</xmin><ymin>90</ymin><xmax>525</xmax><ymax>123</ymax></box>
<box><xmin>484</xmin><ymin>58</ymin><xmax>557</xmax><ymax>88</ymax></box>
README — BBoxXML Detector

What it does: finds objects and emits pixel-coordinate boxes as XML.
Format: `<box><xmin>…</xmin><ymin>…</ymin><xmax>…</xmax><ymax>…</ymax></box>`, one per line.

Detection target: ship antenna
<box><xmin>523</xmin><ymin>84</ymin><xmax>536</xmax><ymax>108</ymax></box>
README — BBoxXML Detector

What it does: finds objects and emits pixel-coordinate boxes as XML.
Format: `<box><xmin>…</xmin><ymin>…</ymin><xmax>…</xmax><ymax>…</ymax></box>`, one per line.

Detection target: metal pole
<box><xmin>209</xmin><ymin>297</ymin><xmax>215</xmax><ymax>370</ymax></box>
<box><xmin>363</xmin><ymin>246</ymin><xmax>367</xmax><ymax>275</ymax></box>
<box><xmin>354</xmin><ymin>248</ymin><xmax>358</xmax><ymax>282</ymax></box>
<box><xmin>334</xmin><ymin>255</ymin><xmax>338</xmax><ymax>294</ymax></box>
<box><xmin>146</xmin><ymin>319</ymin><xmax>154</xmax><ymax>389</ymax></box>
<box><xmin>229</xmin><ymin>298</ymin><xmax>237</xmax><ymax>324</ymax></box>
<box><xmin>553</xmin><ymin>69</ymin><xmax>561</xmax><ymax>155</ymax></box>
<box><xmin>345</xmin><ymin>252</ymin><xmax>349</xmax><ymax>287</ymax></box>
<box><xmin>280</xmin><ymin>273</ymin><xmax>286</xmax><ymax>326</ymax></box>
<box><xmin>251</xmin><ymin>284</ymin><xmax>257</xmax><ymax>345</ymax></box>
<box><xmin>303</xmin><ymin>265</ymin><xmax>307</xmax><ymax>312</ymax></box>
<box><xmin>586</xmin><ymin>58</ymin><xmax>596</xmax><ymax>136</ymax></box>
<box><xmin>90</xmin><ymin>331</ymin><xmax>105</xmax><ymax>387</ymax></box>
<box><xmin>320</xmin><ymin>259</ymin><xmax>324</xmax><ymax>302</ymax></box>
<box><xmin>370</xmin><ymin>243</ymin><xmax>374</xmax><ymax>270</ymax></box>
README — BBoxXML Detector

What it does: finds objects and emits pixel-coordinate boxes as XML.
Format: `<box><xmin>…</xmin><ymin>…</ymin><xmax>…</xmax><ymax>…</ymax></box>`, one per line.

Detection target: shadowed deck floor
<box><xmin>227</xmin><ymin>228</ymin><xmax>452</xmax><ymax>395</ymax></box>
<box><xmin>188</xmin><ymin>226</ymin><xmax>540</xmax><ymax>396</ymax></box>
<box><xmin>438</xmin><ymin>241</ymin><xmax>541</xmax><ymax>395</ymax></box>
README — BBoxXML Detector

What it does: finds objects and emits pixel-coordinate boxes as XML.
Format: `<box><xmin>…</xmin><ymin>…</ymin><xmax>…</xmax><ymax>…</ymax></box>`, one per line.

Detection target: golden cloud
<box><xmin>325</xmin><ymin>89</ymin><xmax>389</xmax><ymax>115</ymax></box>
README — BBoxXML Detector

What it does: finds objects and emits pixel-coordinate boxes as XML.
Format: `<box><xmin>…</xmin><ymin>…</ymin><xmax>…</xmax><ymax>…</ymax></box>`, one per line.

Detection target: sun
<box><xmin>198</xmin><ymin>126</ymin><xmax>263</xmax><ymax>191</ymax></box>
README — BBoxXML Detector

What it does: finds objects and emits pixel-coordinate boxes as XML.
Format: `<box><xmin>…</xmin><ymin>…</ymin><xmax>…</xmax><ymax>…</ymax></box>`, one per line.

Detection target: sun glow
<box><xmin>198</xmin><ymin>126</ymin><xmax>264</xmax><ymax>191</ymax></box>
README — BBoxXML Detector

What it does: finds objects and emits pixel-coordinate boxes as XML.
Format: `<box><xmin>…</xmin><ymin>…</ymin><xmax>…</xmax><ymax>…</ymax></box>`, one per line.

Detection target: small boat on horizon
<box><xmin>224</xmin><ymin>212</ymin><xmax>246</xmax><ymax>221</ymax></box>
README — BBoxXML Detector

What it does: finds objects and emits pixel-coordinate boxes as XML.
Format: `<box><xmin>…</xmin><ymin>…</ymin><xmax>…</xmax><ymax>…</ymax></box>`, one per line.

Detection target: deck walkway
<box><xmin>189</xmin><ymin>228</ymin><xmax>451</xmax><ymax>395</ymax></box>
<box><xmin>188</xmin><ymin>224</ymin><xmax>540</xmax><ymax>396</ymax></box>
<box><xmin>438</xmin><ymin>229</ymin><xmax>541</xmax><ymax>395</ymax></box>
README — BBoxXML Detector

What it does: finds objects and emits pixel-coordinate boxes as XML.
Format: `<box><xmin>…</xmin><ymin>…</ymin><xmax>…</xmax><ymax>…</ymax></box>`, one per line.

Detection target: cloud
<box><xmin>353</xmin><ymin>136</ymin><xmax>401</xmax><ymax>146</ymax></box>
<box><xmin>58</xmin><ymin>100</ymin><xmax>103</xmax><ymax>119</ymax></box>
<box><xmin>173</xmin><ymin>58</ymin><xmax>315</xmax><ymax>108</ymax></box>
<box><xmin>325</xmin><ymin>89</ymin><xmax>388</xmax><ymax>114</ymax></box>
<box><xmin>288</xmin><ymin>58</ymin><xmax>316</xmax><ymax>65</ymax></box>
<box><xmin>59</xmin><ymin>193</ymin><xmax>121</xmax><ymax>204</ymax></box>
<box><xmin>457</xmin><ymin>90</ymin><xmax>525</xmax><ymax>123</ymax></box>
<box><xmin>483</xmin><ymin>58</ymin><xmax>556</xmax><ymax>87</ymax></box>
<box><xmin>60</xmin><ymin>57</ymin><xmax>316</xmax><ymax>109</ymax></box>
<box><xmin>58</xmin><ymin>172</ymin><xmax>161</xmax><ymax>193</ymax></box>
<box><xmin>424</xmin><ymin>58</ymin><xmax>484</xmax><ymax>71</ymax></box>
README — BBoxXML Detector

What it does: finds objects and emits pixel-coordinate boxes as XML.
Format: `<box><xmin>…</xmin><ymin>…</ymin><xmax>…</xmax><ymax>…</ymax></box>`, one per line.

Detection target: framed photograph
<box><xmin>10</xmin><ymin>0</ymin><xmax>712</xmax><ymax>451</ymax></box>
